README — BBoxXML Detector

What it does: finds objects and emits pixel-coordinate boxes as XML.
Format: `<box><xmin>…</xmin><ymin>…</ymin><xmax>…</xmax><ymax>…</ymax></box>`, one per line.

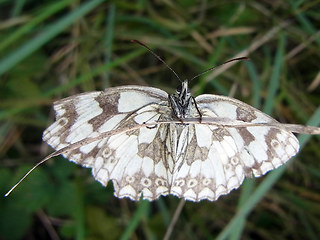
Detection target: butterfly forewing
<box><xmin>43</xmin><ymin>84</ymin><xmax>300</xmax><ymax>202</ymax></box>
<box><xmin>43</xmin><ymin>85</ymin><xmax>167</xmax><ymax>151</ymax></box>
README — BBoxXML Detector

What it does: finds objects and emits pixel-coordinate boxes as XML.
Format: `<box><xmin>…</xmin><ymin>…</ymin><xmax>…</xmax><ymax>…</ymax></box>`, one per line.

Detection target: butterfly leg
<box><xmin>191</xmin><ymin>96</ymin><xmax>202</xmax><ymax>122</ymax></box>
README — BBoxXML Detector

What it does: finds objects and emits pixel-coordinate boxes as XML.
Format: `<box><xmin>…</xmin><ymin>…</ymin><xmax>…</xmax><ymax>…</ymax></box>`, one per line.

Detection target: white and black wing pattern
<box><xmin>196</xmin><ymin>94</ymin><xmax>300</xmax><ymax>178</ymax></box>
<box><xmin>43</xmin><ymin>84</ymin><xmax>301</xmax><ymax>202</ymax></box>
<box><xmin>169</xmin><ymin>94</ymin><xmax>299</xmax><ymax>201</ymax></box>
<box><xmin>43</xmin><ymin>85</ymin><xmax>175</xmax><ymax>200</ymax></box>
<box><xmin>43</xmin><ymin>85</ymin><xmax>168</xmax><ymax>154</ymax></box>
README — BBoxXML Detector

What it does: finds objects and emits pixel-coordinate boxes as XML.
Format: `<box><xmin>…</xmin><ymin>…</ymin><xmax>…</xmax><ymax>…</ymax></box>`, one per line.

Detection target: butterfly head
<box><xmin>169</xmin><ymin>80</ymin><xmax>193</xmax><ymax>119</ymax></box>
<box><xmin>176</xmin><ymin>80</ymin><xmax>191</xmax><ymax>103</ymax></box>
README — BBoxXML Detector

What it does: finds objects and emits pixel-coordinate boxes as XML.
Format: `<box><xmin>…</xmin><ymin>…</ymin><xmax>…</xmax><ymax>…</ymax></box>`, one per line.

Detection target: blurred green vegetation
<box><xmin>1</xmin><ymin>0</ymin><xmax>320</xmax><ymax>239</ymax></box>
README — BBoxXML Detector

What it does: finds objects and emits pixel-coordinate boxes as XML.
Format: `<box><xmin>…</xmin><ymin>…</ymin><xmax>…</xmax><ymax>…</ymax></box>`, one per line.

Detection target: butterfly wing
<box><xmin>43</xmin><ymin>85</ymin><xmax>167</xmax><ymax>156</ymax></box>
<box><xmin>92</xmin><ymin>116</ymin><xmax>172</xmax><ymax>201</ymax></box>
<box><xmin>169</xmin><ymin>94</ymin><xmax>300</xmax><ymax>201</ymax></box>
<box><xmin>195</xmin><ymin>94</ymin><xmax>300</xmax><ymax>170</ymax></box>
<box><xmin>43</xmin><ymin>89</ymin><xmax>300</xmax><ymax>202</ymax></box>
<box><xmin>43</xmin><ymin>86</ymin><xmax>174</xmax><ymax>200</ymax></box>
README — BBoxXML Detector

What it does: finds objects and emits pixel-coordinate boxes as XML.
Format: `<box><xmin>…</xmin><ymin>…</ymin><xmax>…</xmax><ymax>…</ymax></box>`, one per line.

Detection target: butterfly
<box><xmin>5</xmin><ymin>41</ymin><xmax>320</xmax><ymax>201</ymax></box>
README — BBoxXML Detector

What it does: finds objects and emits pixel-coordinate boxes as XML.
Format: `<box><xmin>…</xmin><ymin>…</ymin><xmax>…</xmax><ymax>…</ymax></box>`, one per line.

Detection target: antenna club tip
<box><xmin>130</xmin><ymin>39</ymin><xmax>140</xmax><ymax>44</ymax></box>
<box><xmin>238</xmin><ymin>56</ymin><xmax>250</xmax><ymax>61</ymax></box>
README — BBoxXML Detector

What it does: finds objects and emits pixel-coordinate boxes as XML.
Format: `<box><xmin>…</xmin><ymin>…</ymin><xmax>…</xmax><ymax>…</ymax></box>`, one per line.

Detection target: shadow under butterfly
<box><xmin>6</xmin><ymin>40</ymin><xmax>320</xmax><ymax>202</ymax></box>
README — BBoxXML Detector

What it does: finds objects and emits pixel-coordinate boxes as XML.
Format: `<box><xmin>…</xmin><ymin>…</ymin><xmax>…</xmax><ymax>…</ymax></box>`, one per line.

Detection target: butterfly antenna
<box><xmin>131</xmin><ymin>40</ymin><xmax>183</xmax><ymax>83</ymax></box>
<box><xmin>189</xmin><ymin>57</ymin><xmax>250</xmax><ymax>82</ymax></box>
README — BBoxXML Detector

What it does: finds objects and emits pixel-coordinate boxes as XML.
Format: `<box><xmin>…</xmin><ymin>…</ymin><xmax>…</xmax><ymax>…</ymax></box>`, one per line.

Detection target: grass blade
<box><xmin>0</xmin><ymin>0</ymin><xmax>105</xmax><ymax>76</ymax></box>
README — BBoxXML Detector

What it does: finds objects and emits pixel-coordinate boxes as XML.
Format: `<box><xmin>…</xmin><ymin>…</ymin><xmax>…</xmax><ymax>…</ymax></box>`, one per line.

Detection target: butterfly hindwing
<box><xmin>92</xmin><ymin>112</ymin><xmax>172</xmax><ymax>200</ymax></box>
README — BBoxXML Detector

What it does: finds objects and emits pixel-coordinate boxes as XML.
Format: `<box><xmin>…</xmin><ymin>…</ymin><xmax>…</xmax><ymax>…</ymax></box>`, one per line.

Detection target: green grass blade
<box><xmin>289</xmin><ymin>0</ymin><xmax>320</xmax><ymax>46</ymax></box>
<box><xmin>263</xmin><ymin>33</ymin><xmax>285</xmax><ymax>115</ymax></box>
<box><xmin>11</xmin><ymin>0</ymin><xmax>26</xmax><ymax>17</ymax></box>
<box><xmin>196</xmin><ymin>37</ymin><xmax>229</xmax><ymax>96</ymax></box>
<box><xmin>75</xmin><ymin>180</ymin><xmax>85</xmax><ymax>240</ymax></box>
<box><xmin>246</xmin><ymin>61</ymin><xmax>261</xmax><ymax>109</ymax></box>
<box><xmin>102</xmin><ymin>3</ymin><xmax>116</xmax><ymax>89</ymax></box>
<box><xmin>42</xmin><ymin>48</ymin><xmax>146</xmax><ymax>97</ymax></box>
<box><xmin>229</xmin><ymin>180</ymin><xmax>255</xmax><ymax>240</ymax></box>
<box><xmin>0</xmin><ymin>48</ymin><xmax>146</xmax><ymax>120</ymax></box>
<box><xmin>0</xmin><ymin>0</ymin><xmax>105</xmax><ymax>76</ymax></box>
<box><xmin>0</xmin><ymin>0</ymin><xmax>75</xmax><ymax>52</ymax></box>
<box><xmin>120</xmin><ymin>200</ymin><xmax>150</xmax><ymax>240</ymax></box>
<box><xmin>116</xmin><ymin>15</ymin><xmax>173</xmax><ymax>37</ymax></box>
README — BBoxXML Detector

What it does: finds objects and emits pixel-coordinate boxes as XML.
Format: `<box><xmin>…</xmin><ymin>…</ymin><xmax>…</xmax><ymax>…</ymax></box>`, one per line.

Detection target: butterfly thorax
<box><xmin>169</xmin><ymin>80</ymin><xmax>194</xmax><ymax>119</ymax></box>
